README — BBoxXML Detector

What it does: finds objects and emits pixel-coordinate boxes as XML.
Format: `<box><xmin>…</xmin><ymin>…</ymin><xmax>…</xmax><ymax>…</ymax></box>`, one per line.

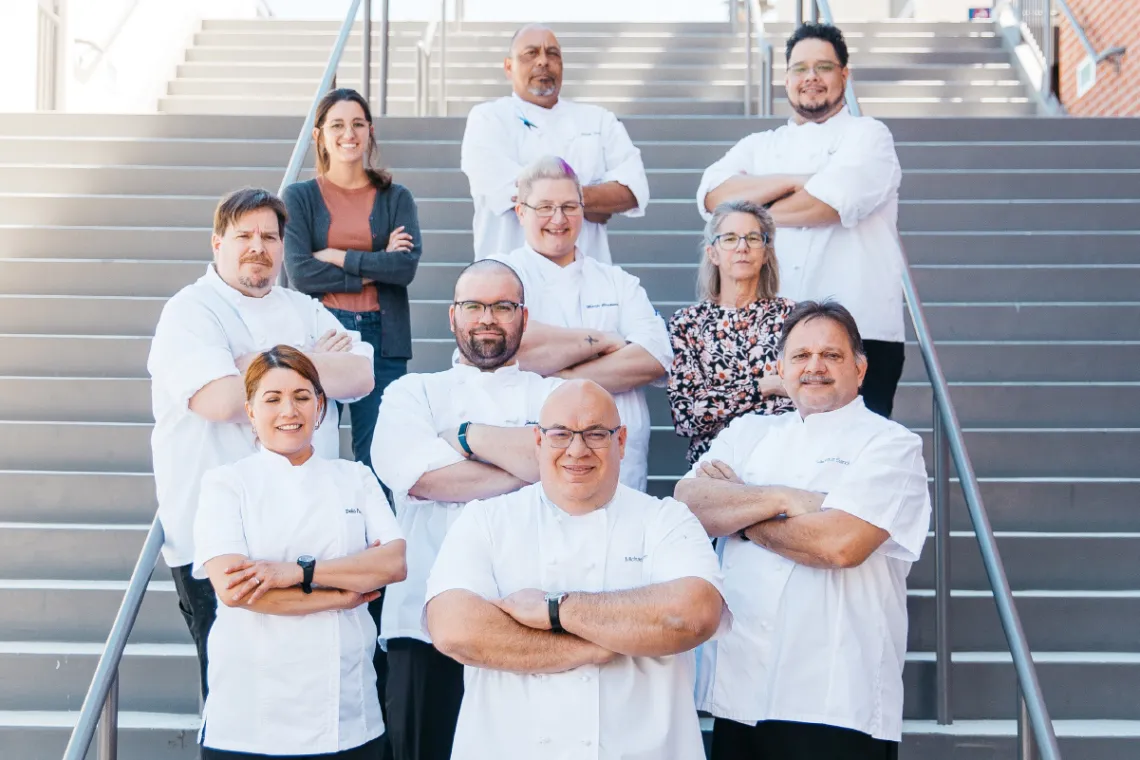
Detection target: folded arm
<box><xmin>428</xmin><ymin>589</ymin><xmax>612</xmax><ymax>673</ymax></box>
<box><xmin>307</xmin><ymin>351</ymin><xmax>374</xmax><ymax>400</ymax></box>
<box><xmin>408</xmin><ymin>460</ymin><xmax>528</xmax><ymax>503</ymax></box>
<box><xmin>744</xmin><ymin>510</ymin><xmax>889</xmax><ymax>569</ymax></box>
<box><xmin>703</xmin><ymin>175</ymin><xmax>806</xmax><ymax>214</ymax></box>
<box><xmin>516</xmin><ymin>321</ymin><xmax>624</xmax><ymax>376</ymax></box>
<box><xmin>767</xmin><ymin>189</ymin><xmax>842</xmax><ymax>228</ymax></box>
<box><xmin>203</xmin><ymin>554</ymin><xmax>373</xmax><ymax>615</ymax></box>
<box><xmin>673</xmin><ymin>466</ymin><xmax>824</xmax><ymax>538</ymax></box>
<box><xmin>451</xmin><ymin>424</ymin><xmax>541</xmax><ymax>484</ymax></box>
<box><xmin>556</xmin><ymin>344</ymin><xmax>666</xmax><ymax>395</ymax></box>
<box><xmin>582</xmin><ymin>182</ymin><xmax>639</xmax><ymax>216</ymax></box>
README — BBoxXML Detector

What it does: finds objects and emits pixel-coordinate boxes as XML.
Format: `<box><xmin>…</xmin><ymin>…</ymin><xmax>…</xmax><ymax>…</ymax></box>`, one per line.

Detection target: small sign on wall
<box><xmin>1076</xmin><ymin>55</ymin><xmax>1097</xmax><ymax>98</ymax></box>
<box><xmin>968</xmin><ymin>8</ymin><xmax>992</xmax><ymax>19</ymax></box>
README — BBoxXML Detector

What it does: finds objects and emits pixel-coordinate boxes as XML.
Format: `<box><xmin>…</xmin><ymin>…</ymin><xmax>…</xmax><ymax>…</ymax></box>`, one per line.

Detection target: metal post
<box><xmin>437</xmin><ymin>0</ymin><xmax>447</xmax><ymax>116</ymax></box>
<box><xmin>933</xmin><ymin>403</ymin><xmax>953</xmax><ymax>725</ymax></box>
<box><xmin>361</xmin><ymin>0</ymin><xmax>371</xmax><ymax>104</ymax></box>
<box><xmin>810</xmin><ymin>0</ymin><xmax>819</xmax><ymax>22</ymax></box>
<box><xmin>761</xmin><ymin>42</ymin><xmax>773</xmax><ymax>116</ymax></box>
<box><xmin>415</xmin><ymin>46</ymin><xmax>425</xmax><ymax>116</ymax></box>
<box><xmin>97</xmin><ymin>671</ymin><xmax>119</xmax><ymax>760</ymax></box>
<box><xmin>1041</xmin><ymin>0</ymin><xmax>1054</xmax><ymax>98</ymax></box>
<box><xmin>1018</xmin><ymin>688</ymin><xmax>1038</xmax><ymax>760</ymax></box>
<box><xmin>744</xmin><ymin>0</ymin><xmax>753</xmax><ymax>116</ymax></box>
<box><xmin>794</xmin><ymin>0</ymin><xmax>803</xmax><ymax>27</ymax></box>
<box><xmin>377</xmin><ymin>0</ymin><xmax>390</xmax><ymax>115</ymax></box>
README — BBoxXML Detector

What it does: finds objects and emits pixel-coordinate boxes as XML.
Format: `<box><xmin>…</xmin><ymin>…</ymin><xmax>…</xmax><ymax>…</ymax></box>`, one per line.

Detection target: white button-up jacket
<box><xmin>686</xmin><ymin>397</ymin><xmax>930</xmax><ymax>741</ymax></box>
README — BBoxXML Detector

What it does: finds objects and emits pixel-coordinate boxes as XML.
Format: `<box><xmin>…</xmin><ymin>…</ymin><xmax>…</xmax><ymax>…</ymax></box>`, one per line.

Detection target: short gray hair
<box><xmin>777</xmin><ymin>300</ymin><xmax>865</xmax><ymax>358</ymax></box>
<box><xmin>516</xmin><ymin>155</ymin><xmax>582</xmax><ymax>205</ymax></box>
<box><xmin>697</xmin><ymin>200</ymin><xmax>779</xmax><ymax>302</ymax></box>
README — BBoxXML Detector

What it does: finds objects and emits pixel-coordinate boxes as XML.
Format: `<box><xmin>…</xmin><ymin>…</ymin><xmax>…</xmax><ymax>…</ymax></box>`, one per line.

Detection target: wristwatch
<box><xmin>297</xmin><ymin>555</ymin><xmax>316</xmax><ymax>594</ymax></box>
<box><xmin>545</xmin><ymin>591</ymin><xmax>568</xmax><ymax>633</ymax></box>
<box><xmin>457</xmin><ymin>421</ymin><xmax>475</xmax><ymax>458</ymax></box>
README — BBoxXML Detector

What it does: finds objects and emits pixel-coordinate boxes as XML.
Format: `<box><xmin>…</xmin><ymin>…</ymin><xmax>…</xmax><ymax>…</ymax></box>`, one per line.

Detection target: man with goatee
<box><xmin>371</xmin><ymin>259</ymin><xmax>562</xmax><ymax>760</ymax></box>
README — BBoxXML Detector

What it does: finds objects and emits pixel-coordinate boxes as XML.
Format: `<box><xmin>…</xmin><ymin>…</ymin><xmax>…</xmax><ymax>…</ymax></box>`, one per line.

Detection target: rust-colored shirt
<box><xmin>317</xmin><ymin>175</ymin><xmax>380</xmax><ymax>312</ymax></box>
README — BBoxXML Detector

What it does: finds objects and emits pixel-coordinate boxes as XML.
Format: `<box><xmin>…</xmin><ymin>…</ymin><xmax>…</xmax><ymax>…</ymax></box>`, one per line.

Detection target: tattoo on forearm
<box><xmin>585</xmin><ymin>335</ymin><xmax>599</xmax><ymax>346</ymax></box>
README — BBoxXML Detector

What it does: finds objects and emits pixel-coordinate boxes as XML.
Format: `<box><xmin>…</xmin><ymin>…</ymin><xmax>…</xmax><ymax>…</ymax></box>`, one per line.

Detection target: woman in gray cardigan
<box><xmin>283</xmin><ymin>88</ymin><xmax>422</xmax><ymax>474</ymax></box>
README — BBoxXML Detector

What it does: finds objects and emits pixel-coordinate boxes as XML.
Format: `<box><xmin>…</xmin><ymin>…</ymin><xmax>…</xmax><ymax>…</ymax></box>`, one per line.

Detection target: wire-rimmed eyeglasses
<box><xmin>453</xmin><ymin>300</ymin><xmax>523</xmax><ymax>321</ymax></box>
<box><xmin>711</xmin><ymin>232</ymin><xmax>770</xmax><ymax>250</ymax></box>
<box><xmin>538</xmin><ymin>425</ymin><xmax>621</xmax><ymax>449</ymax></box>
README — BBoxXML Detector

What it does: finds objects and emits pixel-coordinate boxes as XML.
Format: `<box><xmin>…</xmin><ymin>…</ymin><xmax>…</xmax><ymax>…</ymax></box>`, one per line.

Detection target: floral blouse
<box><xmin>667</xmin><ymin>297</ymin><xmax>797</xmax><ymax>464</ymax></box>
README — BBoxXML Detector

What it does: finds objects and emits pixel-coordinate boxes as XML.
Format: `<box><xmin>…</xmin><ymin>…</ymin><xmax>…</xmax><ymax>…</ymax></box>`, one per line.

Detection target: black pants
<box><xmin>711</xmin><ymin>718</ymin><xmax>899</xmax><ymax>760</ymax></box>
<box><xmin>385</xmin><ymin>638</ymin><xmax>464</xmax><ymax>760</ymax></box>
<box><xmin>327</xmin><ymin>307</ymin><xmax>408</xmax><ymax>474</ymax></box>
<box><xmin>172</xmin><ymin>563</ymin><xmax>217</xmax><ymax>701</ymax></box>
<box><xmin>202</xmin><ymin>734</ymin><xmax>386</xmax><ymax>760</ymax></box>
<box><xmin>861</xmin><ymin>339</ymin><xmax>905</xmax><ymax>419</ymax></box>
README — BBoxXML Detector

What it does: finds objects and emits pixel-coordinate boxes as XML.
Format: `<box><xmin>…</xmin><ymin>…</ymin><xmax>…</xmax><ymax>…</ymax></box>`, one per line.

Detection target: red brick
<box><xmin>1057</xmin><ymin>0</ymin><xmax>1140</xmax><ymax>115</ymax></box>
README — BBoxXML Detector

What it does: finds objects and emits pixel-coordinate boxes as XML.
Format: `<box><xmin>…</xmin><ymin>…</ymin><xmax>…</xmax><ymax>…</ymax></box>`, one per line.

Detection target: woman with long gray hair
<box><xmin>667</xmin><ymin>200</ymin><xmax>795</xmax><ymax>464</ymax></box>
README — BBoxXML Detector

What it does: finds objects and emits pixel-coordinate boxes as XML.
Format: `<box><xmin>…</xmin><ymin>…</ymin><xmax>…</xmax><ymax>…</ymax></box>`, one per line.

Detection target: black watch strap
<box><xmin>298</xmin><ymin>557</ymin><xmax>315</xmax><ymax>594</ymax></box>
<box><xmin>457</xmin><ymin>421</ymin><xmax>475</xmax><ymax>458</ymax></box>
<box><xmin>548</xmin><ymin>593</ymin><xmax>565</xmax><ymax>633</ymax></box>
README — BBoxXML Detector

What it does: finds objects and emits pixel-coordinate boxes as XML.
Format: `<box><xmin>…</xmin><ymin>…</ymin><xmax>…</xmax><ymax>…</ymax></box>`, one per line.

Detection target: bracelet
<box><xmin>457</xmin><ymin>421</ymin><xmax>475</xmax><ymax>458</ymax></box>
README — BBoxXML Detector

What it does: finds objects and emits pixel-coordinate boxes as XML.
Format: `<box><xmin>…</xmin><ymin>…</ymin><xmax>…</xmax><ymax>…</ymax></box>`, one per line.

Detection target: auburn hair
<box><xmin>243</xmin><ymin>345</ymin><xmax>328</xmax><ymax>425</ymax></box>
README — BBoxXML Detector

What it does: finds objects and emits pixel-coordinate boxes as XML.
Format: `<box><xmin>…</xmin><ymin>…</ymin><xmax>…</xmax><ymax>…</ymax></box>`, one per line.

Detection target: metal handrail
<box><xmin>814</xmin><ymin>1</ymin><xmax>1061</xmax><ymax>756</ymax></box>
<box><xmin>1054</xmin><ymin>0</ymin><xmax>1126</xmax><ymax>66</ymax></box>
<box><xmin>415</xmin><ymin>0</ymin><xmax>449</xmax><ymax>116</ymax></box>
<box><xmin>744</xmin><ymin>0</ymin><xmax>774</xmax><ymax>117</ymax></box>
<box><xmin>73</xmin><ymin>0</ymin><xmax>142</xmax><ymax>83</ymax></box>
<box><xmin>60</xmin><ymin>3</ymin><xmax>369</xmax><ymax>757</ymax></box>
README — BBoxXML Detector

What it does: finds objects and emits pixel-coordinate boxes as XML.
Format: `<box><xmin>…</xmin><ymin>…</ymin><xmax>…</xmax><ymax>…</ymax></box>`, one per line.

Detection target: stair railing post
<box><xmin>438</xmin><ymin>0</ymin><xmax>447</xmax><ymax>116</ymax></box>
<box><xmin>933</xmin><ymin>402</ymin><xmax>953</xmax><ymax>725</ymax></box>
<box><xmin>744</xmin><ymin>0</ymin><xmax>754</xmax><ymax>116</ymax></box>
<box><xmin>1041</xmin><ymin>0</ymin><xmax>1054</xmax><ymax>98</ymax></box>
<box><xmin>761</xmin><ymin>42</ymin><xmax>773</xmax><ymax>116</ymax></box>
<box><xmin>361</xmin><ymin>0</ymin><xmax>372</xmax><ymax>103</ymax></box>
<box><xmin>794</xmin><ymin>0</ymin><xmax>803</xmax><ymax>27</ymax></box>
<box><xmin>377</xmin><ymin>0</ymin><xmax>390</xmax><ymax>115</ymax></box>
<box><xmin>1018</xmin><ymin>688</ymin><xmax>1038</xmax><ymax>760</ymax></box>
<box><xmin>96</xmin><ymin>670</ymin><xmax>119</xmax><ymax>760</ymax></box>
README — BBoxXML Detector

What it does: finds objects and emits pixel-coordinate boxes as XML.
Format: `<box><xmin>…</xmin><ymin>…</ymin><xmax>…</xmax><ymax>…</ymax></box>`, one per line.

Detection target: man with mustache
<box><xmin>674</xmin><ymin>300</ymin><xmax>931</xmax><ymax>760</ymax></box>
<box><xmin>371</xmin><ymin>259</ymin><xmax>563</xmax><ymax>760</ymax></box>
<box><xmin>148</xmin><ymin>186</ymin><xmax>375</xmax><ymax>701</ymax></box>
<box><xmin>461</xmin><ymin>23</ymin><xmax>649</xmax><ymax>264</ymax></box>
<box><xmin>696</xmin><ymin>23</ymin><xmax>907</xmax><ymax>421</ymax></box>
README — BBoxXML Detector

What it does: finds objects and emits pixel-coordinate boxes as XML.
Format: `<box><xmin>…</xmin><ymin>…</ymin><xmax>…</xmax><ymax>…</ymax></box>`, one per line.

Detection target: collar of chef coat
<box><xmin>511</xmin><ymin>91</ymin><xmax>564</xmax><ymax>128</ymax></box>
<box><xmin>784</xmin><ymin>106</ymin><xmax>853</xmax><ymax>131</ymax></box>
<box><xmin>537</xmin><ymin>483</ymin><xmax>617</xmax><ymax>519</ymax></box>
<box><xmin>253</xmin><ymin>443</ymin><xmax>319</xmax><ymax>472</ymax></box>
<box><xmin>791</xmin><ymin>394</ymin><xmax>866</xmax><ymax>431</ymax></box>
<box><xmin>202</xmin><ymin>263</ymin><xmax>278</xmax><ymax>308</ymax></box>
<box><xmin>449</xmin><ymin>359</ymin><xmax>524</xmax><ymax>380</ymax></box>
<box><xmin>517</xmin><ymin>243</ymin><xmax>584</xmax><ymax>283</ymax></box>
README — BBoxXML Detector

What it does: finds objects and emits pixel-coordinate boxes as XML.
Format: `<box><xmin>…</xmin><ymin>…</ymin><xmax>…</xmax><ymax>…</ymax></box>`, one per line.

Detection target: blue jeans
<box><xmin>327</xmin><ymin>308</ymin><xmax>408</xmax><ymax>474</ymax></box>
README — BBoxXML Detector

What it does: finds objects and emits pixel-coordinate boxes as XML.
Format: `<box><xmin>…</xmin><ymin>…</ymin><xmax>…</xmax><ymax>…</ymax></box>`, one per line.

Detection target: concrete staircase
<box><xmin>1</xmin><ymin>18</ymin><xmax>1138</xmax><ymax>760</ymax></box>
<box><xmin>161</xmin><ymin>18</ymin><xmax>1035</xmax><ymax>117</ymax></box>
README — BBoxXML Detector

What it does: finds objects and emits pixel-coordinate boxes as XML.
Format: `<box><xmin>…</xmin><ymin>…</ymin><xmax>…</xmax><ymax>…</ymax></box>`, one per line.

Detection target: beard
<box><xmin>527</xmin><ymin>69</ymin><xmax>557</xmax><ymax>98</ymax></box>
<box><xmin>455</xmin><ymin>324</ymin><xmax>522</xmax><ymax>370</ymax></box>
<box><xmin>790</xmin><ymin>92</ymin><xmax>844</xmax><ymax>122</ymax></box>
<box><xmin>238</xmin><ymin>273</ymin><xmax>272</xmax><ymax>291</ymax></box>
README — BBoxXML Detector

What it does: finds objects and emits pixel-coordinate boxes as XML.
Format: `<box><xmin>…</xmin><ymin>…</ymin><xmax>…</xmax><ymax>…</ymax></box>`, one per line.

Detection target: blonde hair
<box><xmin>516</xmin><ymin>155</ymin><xmax>582</xmax><ymax>205</ymax></box>
<box><xmin>697</xmin><ymin>200</ymin><xmax>780</xmax><ymax>302</ymax></box>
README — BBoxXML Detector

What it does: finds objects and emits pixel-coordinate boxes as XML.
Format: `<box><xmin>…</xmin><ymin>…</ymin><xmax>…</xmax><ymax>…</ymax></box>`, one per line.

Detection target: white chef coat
<box><xmin>148</xmin><ymin>264</ymin><xmax>373</xmax><ymax>568</ymax></box>
<box><xmin>461</xmin><ymin>93</ymin><xmax>650</xmax><ymax>264</ymax></box>
<box><xmin>695</xmin><ymin>110</ymin><xmax>905</xmax><ymax>342</ymax></box>
<box><xmin>684</xmin><ymin>396</ymin><xmax>930</xmax><ymax>742</ymax></box>
<box><xmin>371</xmin><ymin>362</ymin><xmax>562</xmax><ymax>643</ymax></box>
<box><xmin>490</xmin><ymin>245</ymin><xmax>672</xmax><ymax>492</ymax></box>
<box><xmin>424</xmin><ymin>482</ymin><xmax>730</xmax><ymax>760</ymax></box>
<box><xmin>192</xmin><ymin>448</ymin><xmax>403</xmax><ymax>755</ymax></box>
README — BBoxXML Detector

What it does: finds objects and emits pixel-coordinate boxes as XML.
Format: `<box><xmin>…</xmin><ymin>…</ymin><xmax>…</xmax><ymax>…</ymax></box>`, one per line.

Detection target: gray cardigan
<box><xmin>282</xmin><ymin>178</ymin><xmax>421</xmax><ymax>359</ymax></box>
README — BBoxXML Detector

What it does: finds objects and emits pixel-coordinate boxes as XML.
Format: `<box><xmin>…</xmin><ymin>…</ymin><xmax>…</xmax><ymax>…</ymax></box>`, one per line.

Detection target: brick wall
<box><xmin>1056</xmin><ymin>0</ymin><xmax>1140</xmax><ymax>116</ymax></box>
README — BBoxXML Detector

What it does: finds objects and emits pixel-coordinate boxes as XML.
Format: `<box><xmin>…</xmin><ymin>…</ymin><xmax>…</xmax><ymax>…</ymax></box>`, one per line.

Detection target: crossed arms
<box><xmin>427</xmin><ymin>578</ymin><xmax>724</xmax><ymax>674</ymax></box>
<box><xmin>674</xmin><ymin>461</ymin><xmax>889</xmax><ymax>570</ymax></box>
<box><xmin>702</xmin><ymin>174</ymin><xmax>840</xmax><ymax>228</ymax></box>
<box><xmin>516</xmin><ymin>325</ymin><xmax>666</xmax><ymax>394</ymax></box>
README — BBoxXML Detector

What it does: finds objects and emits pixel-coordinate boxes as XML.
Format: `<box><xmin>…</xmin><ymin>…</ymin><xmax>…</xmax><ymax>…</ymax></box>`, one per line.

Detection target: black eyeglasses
<box><xmin>538</xmin><ymin>425</ymin><xmax>621</xmax><ymax>449</ymax></box>
<box><xmin>712</xmin><ymin>232</ymin><xmax>770</xmax><ymax>250</ymax></box>
<box><xmin>453</xmin><ymin>300</ymin><xmax>523</xmax><ymax>321</ymax></box>
<box><xmin>520</xmin><ymin>202</ymin><xmax>584</xmax><ymax>218</ymax></box>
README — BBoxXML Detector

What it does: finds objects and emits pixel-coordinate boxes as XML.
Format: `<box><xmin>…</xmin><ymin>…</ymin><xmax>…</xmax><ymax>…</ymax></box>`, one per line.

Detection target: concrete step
<box><xmin>0</xmin><ymin>711</ymin><xmax>199</xmax><ymax>760</ymax></box>
<box><xmin>2</xmin><ymin>419</ymin><xmax>1138</xmax><ymax>479</ymax></box>
<box><xmin>8</xmin><ymin>137</ymin><xmax>1138</xmax><ymax>173</ymax></box>
<box><xmin>168</xmin><ymin>78</ymin><xmax>1028</xmax><ymax>102</ymax></box>
<box><xmin>5</xmin><ymin>164</ymin><xmax>1139</xmax><ymax>201</ymax></box>
<box><xmin>0</xmin><ymin>641</ymin><xmax>1133</xmax><ymax>719</ymax></box>
<box><xmin>197</xmin><ymin>19</ymin><xmax>988</xmax><ymax>33</ymax></box>
<box><xmin>0</xmin><ymin>470</ymin><xmax>155</xmax><ymax>524</ymax></box>
<box><xmin>0</xmin><ymin>581</ymin><xmax>186</xmax><ymax>643</ymax></box>
<box><xmin>2</xmin><ymin>194</ymin><xmax>1135</xmax><ymax>233</ymax></box>
<box><xmin>6</xmin><ymin>260</ymin><xmax>1139</xmax><ymax>304</ymax></box>
<box><xmin>3</xmin><ymin>226</ymin><xmax>1138</xmax><ymax>268</ymax></box>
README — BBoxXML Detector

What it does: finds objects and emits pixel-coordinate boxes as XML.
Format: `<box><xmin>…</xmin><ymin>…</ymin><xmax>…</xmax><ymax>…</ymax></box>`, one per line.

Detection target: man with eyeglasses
<box><xmin>696</xmin><ymin>22</ymin><xmax>907</xmax><ymax>420</ymax></box>
<box><xmin>490</xmin><ymin>155</ymin><xmax>672</xmax><ymax>492</ymax></box>
<box><xmin>461</xmin><ymin>23</ymin><xmax>649</xmax><ymax>264</ymax></box>
<box><xmin>371</xmin><ymin>259</ymin><xmax>563</xmax><ymax>760</ymax></box>
<box><xmin>425</xmin><ymin>379</ymin><xmax>730</xmax><ymax>760</ymax></box>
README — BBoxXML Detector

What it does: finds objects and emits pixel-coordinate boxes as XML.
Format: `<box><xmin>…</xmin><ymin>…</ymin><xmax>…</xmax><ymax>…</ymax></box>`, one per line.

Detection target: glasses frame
<box><xmin>538</xmin><ymin>425</ymin><xmax>622</xmax><ymax>450</ymax></box>
<box><xmin>711</xmin><ymin>231</ymin><xmax>770</xmax><ymax>250</ymax></box>
<box><xmin>452</xmin><ymin>300</ymin><xmax>524</xmax><ymax>322</ymax></box>
<box><xmin>519</xmin><ymin>201</ymin><xmax>585</xmax><ymax>218</ymax></box>
<box><xmin>787</xmin><ymin>61</ymin><xmax>842</xmax><ymax>78</ymax></box>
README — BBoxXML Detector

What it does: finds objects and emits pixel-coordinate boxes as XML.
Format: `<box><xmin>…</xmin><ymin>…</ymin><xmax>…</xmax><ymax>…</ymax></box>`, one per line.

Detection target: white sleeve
<box><xmin>647</xmin><ymin>497</ymin><xmax>732</xmax><ymax>637</ymax></box>
<box><xmin>192</xmin><ymin>466</ymin><xmax>249</xmax><ymax>579</ymax></box>
<box><xmin>461</xmin><ymin>104</ymin><xmax>522</xmax><ymax>216</ymax></box>
<box><xmin>696</xmin><ymin>133</ymin><xmax>766</xmax><ymax>221</ymax></box>
<box><xmin>599</xmin><ymin>110</ymin><xmax>649</xmax><ymax>218</ymax></box>
<box><xmin>803</xmin><ymin>119</ymin><xmax>902</xmax><ymax>229</ymax></box>
<box><xmin>307</xmin><ymin>296</ymin><xmax>374</xmax><ymax>402</ymax></box>
<box><xmin>147</xmin><ymin>298</ymin><xmax>240</xmax><ymax>409</ymax></box>
<box><xmin>616</xmin><ymin>269</ymin><xmax>672</xmax><ymax>387</ymax></box>
<box><xmin>820</xmin><ymin>429</ymin><xmax>931</xmax><ymax>562</ymax></box>
<box><xmin>355</xmin><ymin>464</ymin><xmax>404</xmax><ymax>546</ymax></box>
<box><xmin>371</xmin><ymin>376</ymin><xmax>466</xmax><ymax>497</ymax></box>
<box><xmin>682</xmin><ymin>413</ymin><xmax>771</xmax><ymax>480</ymax></box>
<box><xmin>422</xmin><ymin>499</ymin><xmax>500</xmax><ymax>631</ymax></box>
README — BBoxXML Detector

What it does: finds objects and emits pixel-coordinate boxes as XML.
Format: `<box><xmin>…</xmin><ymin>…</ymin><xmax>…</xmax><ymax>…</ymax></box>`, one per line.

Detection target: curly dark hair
<box><xmin>785</xmin><ymin>22</ymin><xmax>849</xmax><ymax>68</ymax></box>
